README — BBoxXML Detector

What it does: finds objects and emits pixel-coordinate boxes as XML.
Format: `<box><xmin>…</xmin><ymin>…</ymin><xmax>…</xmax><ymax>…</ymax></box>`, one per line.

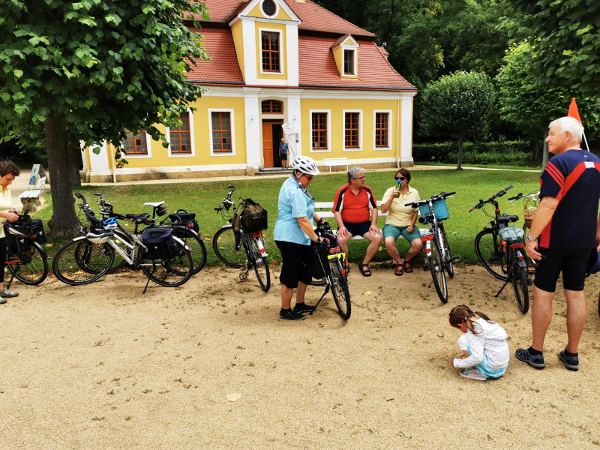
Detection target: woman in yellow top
<box><xmin>0</xmin><ymin>161</ymin><xmax>21</xmax><ymax>304</ymax></box>
<box><xmin>380</xmin><ymin>169</ymin><xmax>423</xmax><ymax>276</ymax></box>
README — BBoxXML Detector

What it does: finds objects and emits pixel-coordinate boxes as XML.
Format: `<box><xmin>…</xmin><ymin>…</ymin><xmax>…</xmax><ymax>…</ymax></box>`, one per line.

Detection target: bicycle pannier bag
<box><xmin>311</xmin><ymin>244</ymin><xmax>331</xmax><ymax>280</ymax></box>
<box><xmin>141</xmin><ymin>228</ymin><xmax>181</xmax><ymax>260</ymax></box>
<box><xmin>4</xmin><ymin>224</ymin><xmax>31</xmax><ymax>254</ymax></box>
<box><xmin>238</xmin><ymin>198</ymin><xmax>268</xmax><ymax>233</ymax></box>
<box><xmin>168</xmin><ymin>209</ymin><xmax>199</xmax><ymax>233</ymax></box>
<box><xmin>498</xmin><ymin>226</ymin><xmax>524</xmax><ymax>243</ymax></box>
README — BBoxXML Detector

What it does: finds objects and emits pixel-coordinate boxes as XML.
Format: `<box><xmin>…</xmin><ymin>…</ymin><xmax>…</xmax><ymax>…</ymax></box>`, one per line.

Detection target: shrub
<box><xmin>413</xmin><ymin>141</ymin><xmax>531</xmax><ymax>165</ymax></box>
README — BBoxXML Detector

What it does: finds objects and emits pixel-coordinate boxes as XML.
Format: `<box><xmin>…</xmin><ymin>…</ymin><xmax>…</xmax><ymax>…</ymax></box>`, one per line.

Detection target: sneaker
<box><xmin>558</xmin><ymin>350</ymin><xmax>579</xmax><ymax>371</ymax></box>
<box><xmin>516</xmin><ymin>348</ymin><xmax>545</xmax><ymax>369</ymax></box>
<box><xmin>0</xmin><ymin>296</ymin><xmax>6</xmax><ymax>305</ymax></box>
<box><xmin>459</xmin><ymin>367</ymin><xmax>487</xmax><ymax>381</ymax></box>
<box><xmin>0</xmin><ymin>288</ymin><xmax>18</xmax><ymax>298</ymax></box>
<box><xmin>293</xmin><ymin>303</ymin><xmax>316</xmax><ymax>313</ymax></box>
<box><xmin>279</xmin><ymin>309</ymin><xmax>306</xmax><ymax>321</ymax></box>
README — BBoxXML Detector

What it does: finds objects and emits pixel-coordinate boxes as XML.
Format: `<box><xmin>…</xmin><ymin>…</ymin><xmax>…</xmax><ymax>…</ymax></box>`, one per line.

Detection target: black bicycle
<box><xmin>4</xmin><ymin>213</ymin><xmax>48</xmax><ymax>286</ymax></box>
<box><xmin>213</xmin><ymin>186</ymin><xmax>271</xmax><ymax>292</ymax></box>
<box><xmin>470</xmin><ymin>185</ymin><xmax>530</xmax><ymax>314</ymax></box>
<box><xmin>405</xmin><ymin>191</ymin><xmax>460</xmax><ymax>303</ymax></box>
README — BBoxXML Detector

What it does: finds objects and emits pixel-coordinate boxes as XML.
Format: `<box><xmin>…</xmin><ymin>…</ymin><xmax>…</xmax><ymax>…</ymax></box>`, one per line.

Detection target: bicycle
<box><xmin>405</xmin><ymin>191</ymin><xmax>460</xmax><ymax>303</ymax></box>
<box><xmin>470</xmin><ymin>185</ymin><xmax>530</xmax><ymax>314</ymax></box>
<box><xmin>53</xmin><ymin>193</ymin><xmax>194</xmax><ymax>290</ymax></box>
<box><xmin>212</xmin><ymin>186</ymin><xmax>271</xmax><ymax>292</ymax></box>
<box><xmin>306</xmin><ymin>224</ymin><xmax>351</xmax><ymax>320</ymax></box>
<box><xmin>93</xmin><ymin>193</ymin><xmax>207</xmax><ymax>275</ymax></box>
<box><xmin>4</xmin><ymin>213</ymin><xmax>48</xmax><ymax>287</ymax></box>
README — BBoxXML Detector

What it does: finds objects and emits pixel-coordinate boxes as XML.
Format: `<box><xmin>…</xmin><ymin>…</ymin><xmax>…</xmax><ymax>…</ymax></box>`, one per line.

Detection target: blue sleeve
<box><xmin>290</xmin><ymin>190</ymin><xmax>309</xmax><ymax>219</ymax></box>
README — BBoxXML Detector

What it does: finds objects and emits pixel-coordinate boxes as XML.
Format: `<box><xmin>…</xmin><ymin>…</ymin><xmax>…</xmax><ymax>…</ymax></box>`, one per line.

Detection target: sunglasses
<box><xmin>395</xmin><ymin>176</ymin><xmax>406</xmax><ymax>181</ymax></box>
<box><xmin>302</xmin><ymin>174</ymin><xmax>314</xmax><ymax>181</ymax></box>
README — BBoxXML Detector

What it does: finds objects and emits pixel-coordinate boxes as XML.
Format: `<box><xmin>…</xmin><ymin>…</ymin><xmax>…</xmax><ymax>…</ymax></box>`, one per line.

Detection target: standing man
<box><xmin>516</xmin><ymin>117</ymin><xmax>600</xmax><ymax>372</ymax></box>
<box><xmin>333</xmin><ymin>167</ymin><xmax>382</xmax><ymax>277</ymax></box>
<box><xmin>279</xmin><ymin>138</ymin><xmax>288</xmax><ymax>169</ymax></box>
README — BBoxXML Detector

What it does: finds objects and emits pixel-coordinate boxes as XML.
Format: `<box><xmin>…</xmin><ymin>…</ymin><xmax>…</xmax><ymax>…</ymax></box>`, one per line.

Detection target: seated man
<box><xmin>333</xmin><ymin>167</ymin><xmax>382</xmax><ymax>277</ymax></box>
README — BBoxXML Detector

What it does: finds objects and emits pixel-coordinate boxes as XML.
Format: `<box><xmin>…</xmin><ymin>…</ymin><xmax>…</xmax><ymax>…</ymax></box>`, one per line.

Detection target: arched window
<box><xmin>261</xmin><ymin>100</ymin><xmax>283</xmax><ymax>114</ymax></box>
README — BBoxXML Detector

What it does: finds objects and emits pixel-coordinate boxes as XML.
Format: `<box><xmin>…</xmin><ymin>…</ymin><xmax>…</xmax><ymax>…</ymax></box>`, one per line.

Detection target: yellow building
<box><xmin>82</xmin><ymin>0</ymin><xmax>417</xmax><ymax>182</ymax></box>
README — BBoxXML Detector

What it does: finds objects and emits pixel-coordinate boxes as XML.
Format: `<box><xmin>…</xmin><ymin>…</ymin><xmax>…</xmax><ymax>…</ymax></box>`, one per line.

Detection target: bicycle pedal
<box><xmin>239</xmin><ymin>273</ymin><xmax>248</xmax><ymax>281</ymax></box>
<box><xmin>423</xmin><ymin>265</ymin><xmax>430</xmax><ymax>271</ymax></box>
<box><xmin>451</xmin><ymin>256</ymin><xmax>462</xmax><ymax>263</ymax></box>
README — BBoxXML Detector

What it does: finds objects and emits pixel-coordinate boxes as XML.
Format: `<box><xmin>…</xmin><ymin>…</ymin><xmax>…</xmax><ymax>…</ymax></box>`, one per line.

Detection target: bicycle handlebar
<box><xmin>469</xmin><ymin>185</ymin><xmax>513</xmax><ymax>212</ymax></box>
<box><xmin>404</xmin><ymin>191</ymin><xmax>455</xmax><ymax>208</ymax></box>
<box><xmin>215</xmin><ymin>187</ymin><xmax>237</xmax><ymax>212</ymax></box>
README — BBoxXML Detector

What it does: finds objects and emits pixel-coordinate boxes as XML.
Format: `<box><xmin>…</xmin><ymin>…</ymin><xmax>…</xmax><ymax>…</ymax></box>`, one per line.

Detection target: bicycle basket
<box><xmin>523</xmin><ymin>198</ymin><xmax>537</xmax><ymax>229</ymax></box>
<box><xmin>498</xmin><ymin>226</ymin><xmax>524</xmax><ymax>243</ymax></box>
<box><xmin>239</xmin><ymin>199</ymin><xmax>268</xmax><ymax>233</ymax></box>
<box><xmin>418</xmin><ymin>199</ymin><xmax>449</xmax><ymax>222</ymax></box>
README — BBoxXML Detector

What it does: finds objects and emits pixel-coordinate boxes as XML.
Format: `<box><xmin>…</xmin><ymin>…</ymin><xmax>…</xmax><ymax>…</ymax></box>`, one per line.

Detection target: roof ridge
<box><xmin>297</xmin><ymin>0</ymin><xmax>375</xmax><ymax>37</ymax></box>
<box><xmin>371</xmin><ymin>41</ymin><xmax>415</xmax><ymax>88</ymax></box>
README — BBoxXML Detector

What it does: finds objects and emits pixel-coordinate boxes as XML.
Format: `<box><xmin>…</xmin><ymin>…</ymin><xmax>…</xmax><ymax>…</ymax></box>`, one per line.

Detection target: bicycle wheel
<box><xmin>474</xmin><ymin>229</ymin><xmax>508</xmax><ymax>281</ymax></box>
<box><xmin>429</xmin><ymin>240</ymin><xmax>448</xmax><ymax>303</ymax></box>
<box><xmin>440</xmin><ymin>226</ymin><xmax>455</xmax><ymax>279</ymax></box>
<box><xmin>140</xmin><ymin>243</ymin><xmax>194</xmax><ymax>287</ymax></box>
<box><xmin>512</xmin><ymin>261</ymin><xmax>530</xmax><ymax>314</ymax></box>
<box><xmin>173</xmin><ymin>227</ymin><xmax>207</xmax><ymax>275</ymax></box>
<box><xmin>53</xmin><ymin>238</ymin><xmax>114</xmax><ymax>285</ymax></box>
<box><xmin>329</xmin><ymin>259</ymin><xmax>351</xmax><ymax>320</ymax></box>
<box><xmin>248</xmin><ymin>234</ymin><xmax>270</xmax><ymax>292</ymax></box>
<box><xmin>8</xmin><ymin>242</ymin><xmax>48</xmax><ymax>285</ymax></box>
<box><xmin>213</xmin><ymin>226</ymin><xmax>244</xmax><ymax>269</ymax></box>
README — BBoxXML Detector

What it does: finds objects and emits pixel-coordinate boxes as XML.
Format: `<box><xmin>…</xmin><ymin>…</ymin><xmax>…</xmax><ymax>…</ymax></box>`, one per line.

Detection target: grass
<box><xmin>37</xmin><ymin>169</ymin><xmax>541</xmax><ymax>266</ymax></box>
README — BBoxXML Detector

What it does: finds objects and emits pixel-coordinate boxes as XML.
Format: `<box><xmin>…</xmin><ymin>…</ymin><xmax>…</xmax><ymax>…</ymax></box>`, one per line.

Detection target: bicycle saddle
<box><xmin>125</xmin><ymin>213</ymin><xmax>150</xmax><ymax>223</ymax></box>
<box><xmin>144</xmin><ymin>201</ymin><xmax>165</xmax><ymax>207</ymax></box>
<box><xmin>497</xmin><ymin>214</ymin><xmax>518</xmax><ymax>224</ymax></box>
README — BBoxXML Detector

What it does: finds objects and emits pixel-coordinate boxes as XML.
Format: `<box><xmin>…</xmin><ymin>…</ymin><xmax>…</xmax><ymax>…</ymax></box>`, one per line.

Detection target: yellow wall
<box><xmin>255</xmin><ymin>22</ymin><xmax>287</xmax><ymax>81</ymax></box>
<box><xmin>231</xmin><ymin>21</ymin><xmax>245</xmax><ymax>80</ymax></box>
<box><xmin>93</xmin><ymin>96</ymin><xmax>248</xmax><ymax>169</ymax></box>
<box><xmin>301</xmin><ymin>98</ymin><xmax>400</xmax><ymax>161</ymax></box>
<box><xmin>248</xmin><ymin>2</ymin><xmax>292</xmax><ymax>21</ymax></box>
<box><xmin>332</xmin><ymin>45</ymin><xmax>359</xmax><ymax>79</ymax></box>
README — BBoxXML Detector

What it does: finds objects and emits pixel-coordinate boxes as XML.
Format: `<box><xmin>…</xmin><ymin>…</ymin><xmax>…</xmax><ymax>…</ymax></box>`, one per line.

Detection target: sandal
<box><xmin>395</xmin><ymin>264</ymin><xmax>403</xmax><ymax>276</ymax></box>
<box><xmin>403</xmin><ymin>260</ymin><xmax>413</xmax><ymax>273</ymax></box>
<box><xmin>358</xmin><ymin>263</ymin><xmax>372</xmax><ymax>277</ymax></box>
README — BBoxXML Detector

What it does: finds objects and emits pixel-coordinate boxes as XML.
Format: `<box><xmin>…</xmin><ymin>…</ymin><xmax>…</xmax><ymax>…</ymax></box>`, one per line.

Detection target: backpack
<box><xmin>232</xmin><ymin>198</ymin><xmax>268</xmax><ymax>233</ymax></box>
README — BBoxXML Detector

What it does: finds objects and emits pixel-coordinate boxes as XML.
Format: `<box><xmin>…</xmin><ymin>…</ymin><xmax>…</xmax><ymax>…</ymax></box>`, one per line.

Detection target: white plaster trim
<box><xmin>286</xmin><ymin>22</ymin><xmax>299</xmax><ymax>86</ymax></box>
<box><xmin>166</xmin><ymin>109</ymin><xmax>195</xmax><ymax>157</ymax></box>
<box><xmin>208</xmin><ymin>109</ymin><xmax>236</xmax><ymax>156</ymax></box>
<box><xmin>401</xmin><ymin>97</ymin><xmax>414</xmax><ymax>163</ymax></box>
<box><xmin>242</xmin><ymin>20</ymin><xmax>258</xmax><ymax>84</ymax></box>
<box><xmin>234</xmin><ymin>0</ymin><xmax>300</xmax><ymax>24</ymax></box>
<box><xmin>121</xmin><ymin>132</ymin><xmax>153</xmax><ymax>159</ymax></box>
<box><xmin>342</xmin><ymin>48</ymin><xmax>358</xmax><ymax>77</ymax></box>
<box><xmin>89</xmin><ymin>141</ymin><xmax>110</xmax><ymax>171</ymax></box>
<box><xmin>343</xmin><ymin>109</ymin><xmax>363</xmax><ymax>152</ymax></box>
<box><xmin>259</xmin><ymin>27</ymin><xmax>284</xmax><ymax>76</ymax></box>
<box><xmin>260</xmin><ymin>0</ymin><xmax>279</xmax><ymax>18</ymax></box>
<box><xmin>299</xmin><ymin>90</ymin><xmax>418</xmax><ymax>100</ymax></box>
<box><xmin>309</xmin><ymin>109</ymin><xmax>331</xmax><ymax>153</ymax></box>
<box><xmin>373</xmin><ymin>110</ymin><xmax>393</xmax><ymax>151</ymax></box>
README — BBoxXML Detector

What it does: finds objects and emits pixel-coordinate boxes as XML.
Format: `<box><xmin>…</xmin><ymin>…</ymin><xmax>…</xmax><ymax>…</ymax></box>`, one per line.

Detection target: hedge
<box><xmin>413</xmin><ymin>141</ymin><xmax>531</xmax><ymax>165</ymax></box>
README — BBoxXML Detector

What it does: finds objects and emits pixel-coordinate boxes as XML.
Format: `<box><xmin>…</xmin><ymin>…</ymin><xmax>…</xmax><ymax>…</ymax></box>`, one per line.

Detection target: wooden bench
<box><xmin>322</xmin><ymin>158</ymin><xmax>349</xmax><ymax>172</ymax></box>
<box><xmin>314</xmin><ymin>201</ymin><xmax>427</xmax><ymax>241</ymax></box>
<box><xmin>19</xmin><ymin>165</ymin><xmax>47</xmax><ymax>212</ymax></box>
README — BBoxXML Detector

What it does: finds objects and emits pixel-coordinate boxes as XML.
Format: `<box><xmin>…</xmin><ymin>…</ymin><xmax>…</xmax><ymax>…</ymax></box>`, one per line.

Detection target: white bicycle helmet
<box><xmin>292</xmin><ymin>155</ymin><xmax>320</xmax><ymax>176</ymax></box>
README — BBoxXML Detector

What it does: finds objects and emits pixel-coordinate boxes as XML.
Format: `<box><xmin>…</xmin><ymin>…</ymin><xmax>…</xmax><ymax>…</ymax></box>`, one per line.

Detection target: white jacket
<box><xmin>453</xmin><ymin>318</ymin><xmax>509</xmax><ymax>369</ymax></box>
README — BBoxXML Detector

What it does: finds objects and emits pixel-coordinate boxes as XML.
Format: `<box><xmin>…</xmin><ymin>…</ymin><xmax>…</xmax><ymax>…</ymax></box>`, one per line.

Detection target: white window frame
<box><xmin>343</xmin><ymin>48</ymin><xmax>357</xmax><ymax>76</ymax></box>
<box><xmin>373</xmin><ymin>110</ymin><xmax>392</xmax><ymax>151</ymax></box>
<box><xmin>309</xmin><ymin>109</ymin><xmax>331</xmax><ymax>153</ymax></box>
<box><xmin>343</xmin><ymin>109</ymin><xmax>363</xmax><ymax>152</ymax></box>
<box><xmin>260</xmin><ymin>0</ymin><xmax>279</xmax><ymax>18</ymax></box>
<box><xmin>259</xmin><ymin>28</ymin><xmax>284</xmax><ymax>76</ymax></box>
<box><xmin>166</xmin><ymin>108</ymin><xmax>195</xmax><ymax>157</ymax></box>
<box><xmin>121</xmin><ymin>131</ymin><xmax>152</xmax><ymax>159</ymax></box>
<box><xmin>209</xmin><ymin>109</ymin><xmax>236</xmax><ymax>157</ymax></box>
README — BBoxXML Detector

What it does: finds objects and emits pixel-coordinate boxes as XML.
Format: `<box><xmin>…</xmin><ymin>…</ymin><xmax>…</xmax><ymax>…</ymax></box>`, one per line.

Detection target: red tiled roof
<box><xmin>299</xmin><ymin>36</ymin><xmax>415</xmax><ymax>90</ymax></box>
<box><xmin>193</xmin><ymin>0</ymin><xmax>374</xmax><ymax>38</ymax></box>
<box><xmin>186</xmin><ymin>27</ymin><xmax>244</xmax><ymax>84</ymax></box>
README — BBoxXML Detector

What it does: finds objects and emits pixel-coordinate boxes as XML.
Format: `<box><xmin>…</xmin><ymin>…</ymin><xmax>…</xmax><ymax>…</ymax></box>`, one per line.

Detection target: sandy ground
<box><xmin>2</xmin><ymin>261</ymin><xmax>600</xmax><ymax>449</ymax></box>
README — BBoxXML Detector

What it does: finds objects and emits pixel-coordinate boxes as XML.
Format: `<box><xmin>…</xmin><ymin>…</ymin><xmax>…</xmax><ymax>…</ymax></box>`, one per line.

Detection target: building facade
<box><xmin>82</xmin><ymin>0</ymin><xmax>417</xmax><ymax>182</ymax></box>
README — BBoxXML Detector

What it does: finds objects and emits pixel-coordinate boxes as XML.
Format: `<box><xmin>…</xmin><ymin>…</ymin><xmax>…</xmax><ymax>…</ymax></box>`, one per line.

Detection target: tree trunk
<box><xmin>531</xmin><ymin>140</ymin><xmax>541</xmax><ymax>163</ymax></box>
<box><xmin>456</xmin><ymin>131</ymin><xmax>464</xmax><ymax>170</ymax></box>
<box><xmin>70</xmin><ymin>143</ymin><xmax>82</xmax><ymax>188</ymax></box>
<box><xmin>45</xmin><ymin>113</ymin><xmax>80</xmax><ymax>236</ymax></box>
<box><xmin>541</xmin><ymin>140</ymin><xmax>550</xmax><ymax>170</ymax></box>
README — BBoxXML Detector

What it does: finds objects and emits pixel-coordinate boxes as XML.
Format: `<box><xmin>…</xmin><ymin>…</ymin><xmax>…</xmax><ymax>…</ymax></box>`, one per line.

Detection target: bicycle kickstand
<box><xmin>6</xmin><ymin>271</ymin><xmax>15</xmax><ymax>290</ymax></box>
<box><xmin>494</xmin><ymin>280</ymin><xmax>510</xmax><ymax>298</ymax></box>
<box><xmin>142</xmin><ymin>277</ymin><xmax>151</xmax><ymax>294</ymax></box>
<box><xmin>238</xmin><ymin>262</ymin><xmax>251</xmax><ymax>282</ymax></box>
<box><xmin>309</xmin><ymin>285</ymin><xmax>330</xmax><ymax>315</ymax></box>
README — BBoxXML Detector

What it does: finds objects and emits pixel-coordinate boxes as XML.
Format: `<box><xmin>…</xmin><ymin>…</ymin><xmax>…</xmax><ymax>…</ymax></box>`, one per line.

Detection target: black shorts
<box><xmin>276</xmin><ymin>240</ymin><xmax>313</xmax><ymax>288</ymax></box>
<box><xmin>534</xmin><ymin>248</ymin><xmax>591</xmax><ymax>292</ymax></box>
<box><xmin>280</xmin><ymin>153</ymin><xmax>288</xmax><ymax>161</ymax></box>
<box><xmin>343</xmin><ymin>221</ymin><xmax>372</xmax><ymax>237</ymax></box>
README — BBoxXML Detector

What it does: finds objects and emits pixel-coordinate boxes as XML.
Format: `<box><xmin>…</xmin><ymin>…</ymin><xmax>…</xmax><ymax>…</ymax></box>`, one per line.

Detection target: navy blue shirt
<box><xmin>539</xmin><ymin>149</ymin><xmax>600</xmax><ymax>250</ymax></box>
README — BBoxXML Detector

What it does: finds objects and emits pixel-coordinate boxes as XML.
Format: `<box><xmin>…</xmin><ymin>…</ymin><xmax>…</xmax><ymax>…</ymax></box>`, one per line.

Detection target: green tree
<box><xmin>419</xmin><ymin>71</ymin><xmax>496</xmax><ymax>169</ymax></box>
<box><xmin>501</xmin><ymin>0</ymin><xmax>600</xmax><ymax>95</ymax></box>
<box><xmin>0</xmin><ymin>0</ymin><xmax>208</xmax><ymax>235</ymax></box>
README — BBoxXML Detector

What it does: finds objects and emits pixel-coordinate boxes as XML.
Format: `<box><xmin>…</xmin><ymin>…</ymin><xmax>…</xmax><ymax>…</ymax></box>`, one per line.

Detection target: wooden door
<box><xmin>262</xmin><ymin>123</ymin><xmax>274</xmax><ymax>168</ymax></box>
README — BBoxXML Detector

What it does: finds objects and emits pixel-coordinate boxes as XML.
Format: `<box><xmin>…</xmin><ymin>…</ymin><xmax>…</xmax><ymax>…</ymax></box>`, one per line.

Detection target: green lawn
<box><xmin>38</xmin><ymin>169</ymin><xmax>541</xmax><ymax>266</ymax></box>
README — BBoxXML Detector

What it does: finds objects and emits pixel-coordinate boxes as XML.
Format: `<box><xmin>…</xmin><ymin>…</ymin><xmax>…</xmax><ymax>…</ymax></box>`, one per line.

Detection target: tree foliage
<box><xmin>501</xmin><ymin>0</ymin><xmax>600</xmax><ymax>95</ymax></box>
<box><xmin>419</xmin><ymin>71</ymin><xmax>496</xmax><ymax>169</ymax></box>
<box><xmin>0</xmin><ymin>0</ymin><xmax>208</xmax><ymax>235</ymax></box>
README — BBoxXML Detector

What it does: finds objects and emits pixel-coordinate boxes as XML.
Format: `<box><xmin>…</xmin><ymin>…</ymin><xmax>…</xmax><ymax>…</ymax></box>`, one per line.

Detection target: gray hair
<box><xmin>549</xmin><ymin>117</ymin><xmax>584</xmax><ymax>142</ymax></box>
<box><xmin>347</xmin><ymin>167</ymin><xmax>365</xmax><ymax>183</ymax></box>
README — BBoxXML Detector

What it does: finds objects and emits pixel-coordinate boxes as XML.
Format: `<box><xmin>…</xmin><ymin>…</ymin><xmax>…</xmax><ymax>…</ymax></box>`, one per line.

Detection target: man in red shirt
<box><xmin>333</xmin><ymin>167</ymin><xmax>382</xmax><ymax>277</ymax></box>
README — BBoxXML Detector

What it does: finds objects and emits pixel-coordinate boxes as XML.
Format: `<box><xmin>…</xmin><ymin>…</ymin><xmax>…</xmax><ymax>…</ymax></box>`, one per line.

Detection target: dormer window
<box><xmin>343</xmin><ymin>50</ymin><xmax>355</xmax><ymax>75</ymax></box>
<box><xmin>262</xmin><ymin>0</ymin><xmax>277</xmax><ymax>17</ymax></box>
<box><xmin>261</xmin><ymin>31</ymin><xmax>281</xmax><ymax>73</ymax></box>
